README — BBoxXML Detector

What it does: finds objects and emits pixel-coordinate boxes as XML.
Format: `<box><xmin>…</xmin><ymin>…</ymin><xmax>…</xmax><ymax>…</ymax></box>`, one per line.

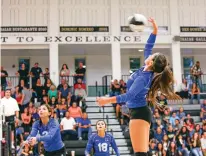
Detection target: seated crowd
<box><xmin>109</xmin><ymin>78</ymin><xmax>206</xmax><ymax>156</ymax></box>
<box><xmin>1</xmin><ymin>62</ymin><xmax>92</xmax><ymax>156</ymax></box>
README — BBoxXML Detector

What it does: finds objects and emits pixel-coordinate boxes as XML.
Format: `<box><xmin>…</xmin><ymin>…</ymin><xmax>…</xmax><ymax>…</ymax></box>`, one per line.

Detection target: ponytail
<box><xmin>148</xmin><ymin>65</ymin><xmax>181</xmax><ymax>104</ymax></box>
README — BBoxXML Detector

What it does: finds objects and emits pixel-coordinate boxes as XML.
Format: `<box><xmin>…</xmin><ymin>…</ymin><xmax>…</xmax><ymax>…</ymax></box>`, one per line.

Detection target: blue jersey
<box><xmin>85</xmin><ymin>133</ymin><xmax>120</xmax><ymax>156</ymax></box>
<box><xmin>27</xmin><ymin>118</ymin><xmax>64</xmax><ymax>152</ymax></box>
<box><xmin>116</xmin><ymin>33</ymin><xmax>156</xmax><ymax>108</ymax></box>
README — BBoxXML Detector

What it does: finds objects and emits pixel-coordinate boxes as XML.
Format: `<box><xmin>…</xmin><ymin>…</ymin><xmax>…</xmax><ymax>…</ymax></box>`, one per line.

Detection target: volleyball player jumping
<box><xmin>97</xmin><ymin>18</ymin><xmax>180</xmax><ymax>156</ymax></box>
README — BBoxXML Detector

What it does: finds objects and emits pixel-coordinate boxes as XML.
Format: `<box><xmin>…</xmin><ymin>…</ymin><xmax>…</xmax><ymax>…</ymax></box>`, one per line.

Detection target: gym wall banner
<box><xmin>1</xmin><ymin>35</ymin><xmax>141</xmax><ymax>44</ymax></box>
<box><xmin>121</xmin><ymin>26</ymin><xmax>168</xmax><ymax>33</ymax></box>
<box><xmin>180</xmin><ymin>37</ymin><xmax>206</xmax><ymax>42</ymax></box>
<box><xmin>1</xmin><ymin>26</ymin><xmax>48</xmax><ymax>32</ymax></box>
<box><xmin>180</xmin><ymin>27</ymin><xmax>206</xmax><ymax>32</ymax></box>
<box><xmin>60</xmin><ymin>26</ymin><xmax>109</xmax><ymax>32</ymax></box>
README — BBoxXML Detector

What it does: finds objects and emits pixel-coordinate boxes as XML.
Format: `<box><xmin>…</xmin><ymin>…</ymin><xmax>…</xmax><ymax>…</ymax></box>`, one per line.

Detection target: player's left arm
<box><xmin>110</xmin><ymin>135</ymin><xmax>120</xmax><ymax>156</ymax></box>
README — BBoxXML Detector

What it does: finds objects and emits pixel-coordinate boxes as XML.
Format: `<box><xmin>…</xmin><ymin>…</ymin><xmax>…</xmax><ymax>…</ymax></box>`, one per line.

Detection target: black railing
<box><xmin>122</xmin><ymin>75</ymin><xmax>130</xmax><ymax>83</ymax></box>
<box><xmin>59</xmin><ymin>76</ymin><xmax>75</xmax><ymax>87</ymax></box>
<box><xmin>102</xmin><ymin>75</ymin><xmax>112</xmax><ymax>95</ymax></box>
<box><xmin>106</xmin><ymin>115</ymin><xmax>109</xmax><ymax>132</ymax></box>
<box><xmin>110</xmin><ymin>129</ymin><xmax>114</xmax><ymax>155</ymax></box>
<box><xmin>4</xmin><ymin>76</ymin><xmax>46</xmax><ymax>89</ymax></box>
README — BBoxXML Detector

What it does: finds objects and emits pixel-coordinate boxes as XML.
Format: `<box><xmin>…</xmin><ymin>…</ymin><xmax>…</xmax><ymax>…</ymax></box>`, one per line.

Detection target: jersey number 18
<box><xmin>98</xmin><ymin>143</ymin><xmax>108</xmax><ymax>152</ymax></box>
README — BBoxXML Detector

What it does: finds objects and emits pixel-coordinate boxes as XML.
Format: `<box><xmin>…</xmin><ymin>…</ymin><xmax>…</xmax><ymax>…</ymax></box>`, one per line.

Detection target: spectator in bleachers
<box><xmin>18</xmin><ymin>79</ymin><xmax>25</xmax><ymax>92</ymax></box>
<box><xmin>74</xmin><ymin>62</ymin><xmax>86</xmax><ymax>82</ymax></box>
<box><xmin>154</xmin><ymin>127</ymin><xmax>164</xmax><ymax>143</ymax></box>
<box><xmin>190</xmin><ymin>82</ymin><xmax>200</xmax><ymax>104</ymax></box>
<box><xmin>74</xmin><ymin>84</ymin><xmax>87</xmax><ymax>105</ymax></box>
<box><xmin>30</xmin><ymin>63</ymin><xmax>43</xmax><ymax>88</ymax></box>
<box><xmin>48</xmin><ymin>85</ymin><xmax>57</xmax><ymax>102</ymax></box>
<box><xmin>156</xmin><ymin>142</ymin><xmax>166</xmax><ymax>156</ymax></box>
<box><xmin>200</xmin><ymin>100</ymin><xmax>206</xmax><ymax>122</ymax></box>
<box><xmin>59</xmin><ymin>83</ymin><xmax>71</xmax><ymax>103</ymax></box>
<box><xmin>119</xmin><ymin>79</ymin><xmax>126</xmax><ymax>93</ymax></box>
<box><xmin>21</xmin><ymin>107</ymin><xmax>31</xmax><ymax>136</ymax></box>
<box><xmin>1</xmin><ymin>66</ymin><xmax>8</xmax><ymax>90</ymax></box>
<box><xmin>28</xmin><ymin>102</ymin><xmax>34</xmax><ymax>114</ymax></box>
<box><xmin>20</xmin><ymin>144</ymin><xmax>33</xmax><ymax>156</ymax></box>
<box><xmin>109</xmin><ymin>79</ymin><xmax>120</xmax><ymax>97</ymax></box>
<box><xmin>185</xmin><ymin>118</ymin><xmax>195</xmax><ymax>137</ymax></box>
<box><xmin>49</xmin><ymin>96</ymin><xmax>58</xmax><ymax>107</ymax></box>
<box><xmin>56</xmin><ymin>98</ymin><xmax>67</xmax><ymax>120</ymax></box>
<box><xmin>163</xmin><ymin>109</ymin><xmax>170</xmax><ymax>126</ymax></box>
<box><xmin>177</xmin><ymin>107</ymin><xmax>186</xmax><ymax>125</ymax></box>
<box><xmin>163</xmin><ymin>134</ymin><xmax>169</xmax><ymax>152</ymax></box>
<box><xmin>175</xmin><ymin>79</ymin><xmax>189</xmax><ymax>99</ymax></box>
<box><xmin>41</xmin><ymin>95</ymin><xmax>49</xmax><ymax>105</ymax></box>
<box><xmin>68</xmin><ymin>102</ymin><xmax>82</xmax><ymax>122</ymax></box>
<box><xmin>44</xmin><ymin>78</ymin><xmax>53</xmax><ymax>93</ymax></box>
<box><xmin>148</xmin><ymin>139</ymin><xmax>157</xmax><ymax>156</ymax></box>
<box><xmin>191</xmin><ymin>61</ymin><xmax>203</xmax><ymax>92</ymax></box>
<box><xmin>169</xmin><ymin>112</ymin><xmax>180</xmax><ymax>127</ymax></box>
<box><xmin>34</xmin><ymin>78</ymin><xmax>43</xmax><ymax>101</ymax></box>
<box><xmin>200</xmin><ymin>131</ymin><xmax>206</xmax><ymax>156</ymax></box>
<box><xmin>121</xmin><ymin>104</ymin><xmax>130</xmax><ymax>126</ymax></box>
<box><xmin>31</xmin><ymin>107</ymin><xmax>39</xmax><ymax>122</ymax></box>
<box><xmin>167</xmin><ymin>124</ymin><xmax>176</xmax><ymax>142</ymax></box>
<box><xmin>190</xmin><ymin>132</ymin><xmax>203</xmax><ymax>156</ymax></box>
<box><xmin>78</xmin><ymin>112</ymin><xmax>92</xmax><ymax>140</ymax></box>
<box><xmin>6</xmin><ymin>81</ymin><xmax>15</xmax><ymax>93</ymax></box>
<box><xmin>74</xmin><ymin>78</ymin><xmax>86</xmax><ymax>90</ymax></box>
<box><xmin>43</xmin><ymin>68</ymin><xmax>50</xmax><ymax>86</ymax></box>
<box><xmin>20</xmin><ymin>85</ymin><xmax>32</xmax><ymax>113</ymax></box>
<box><xmin>178</xmin><ymin>126</ymin><xmax>190</xmax><ymax>145</ymax></box>
<box><xmin>57</xmin><ymin>79</ymin><xmax>67</xmax><ymax>91</ymax></box>
<box><xmin>60</xmin><ymin>111</ymin><xmax>77</xmax><ymax>140</ymax></box>
<box><xmin>13</xmin><ymin>86</ymin><xmax>23</xmax><ymax>107</ymax></box>
<box><xmin>1</xmin><ymin>85</ymin><xmax>5</xmax><ymax>98</ymax></box>
<box><xmin>156</xmin><ymin>92</ymin><xmax>168</xmax><ymax>114</ymax></box>
<box><xmin>174</xmin><ymin>119</ymin><xmax>181</xmax><ymax>133</ymax></box>
<box><xmin>16</xmin><ymin>63</ymin><xmax>29</xmax><ymax>85</ymax></box>
<box><xmin>60</xmin><ymin>64</ymin><xmax>70</xmax><ymax>77</ymax></box>
<box><xmin>42</xmin><ymin>89</ymin><xmax>47</xmax><ymax>97</ymax></box>
<box><xmin>193</xmin><ymin>124</ymin><xmax>202</xmax><ymax>136</ymax></box>
<box><xmin>176</xmin><ymin>134</ymin><xmax>189</xmax><ymax>156</ymax></box>
<box><xmin>166</xmin><ymin>141</ymin><xmax>179</xmax><ymax>156</ymax></box>
<box><xmin>184</xmin><ymin>114</ymin><xmax>194</xmax><ymax>125</ymax></box>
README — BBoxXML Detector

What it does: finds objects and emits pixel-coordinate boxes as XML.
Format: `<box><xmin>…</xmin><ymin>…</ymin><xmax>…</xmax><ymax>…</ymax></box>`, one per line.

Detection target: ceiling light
<box><xmin>138</xmin><ymin>49</ymin><xmax>144</xmax><ymax>52</ymax></box>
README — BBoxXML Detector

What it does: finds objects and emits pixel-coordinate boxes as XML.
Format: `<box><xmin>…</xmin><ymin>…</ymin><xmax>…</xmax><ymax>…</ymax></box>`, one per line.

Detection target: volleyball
<box><xmin>128</xmin><ymin>14</ymin><xmax>148</xmax><ymax>32</ymax></box>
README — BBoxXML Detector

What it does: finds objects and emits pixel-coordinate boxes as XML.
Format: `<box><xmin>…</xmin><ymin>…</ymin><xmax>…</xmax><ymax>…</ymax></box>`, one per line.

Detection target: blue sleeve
<box><xmin>110</xmin><ymin>136</ymin><xmax>120</xmax><ymax>156</ymax></box>
<box><xmin>26</xmin><ymin>121</ymin><xmax>39</xmax><ymax>141</ymax></box>
<box><xmin>36</xmin><ymin>120</ymin><xmax>59</xmax><ymax>142</ymax></box>
<box><xmin>116</xmin><ymin>76</ymin><xmax>146</xmax><ymax>103</ymax></box>
<box><xmin>85</xmin><ymin>135</ymin><xmax>94</xmax><ymax>155</ymax></box>
<box><xmin>144</xmin><ymin>33</ymin><xmax>157</xmax><ymax>60</ymax></box>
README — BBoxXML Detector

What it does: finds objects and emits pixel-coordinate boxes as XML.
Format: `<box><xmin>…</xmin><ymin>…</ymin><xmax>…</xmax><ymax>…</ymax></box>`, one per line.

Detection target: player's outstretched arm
<box><xmin>144</xmin><ymin>18</ymin><xmax>158</xmax><ymax>61</ymax></box>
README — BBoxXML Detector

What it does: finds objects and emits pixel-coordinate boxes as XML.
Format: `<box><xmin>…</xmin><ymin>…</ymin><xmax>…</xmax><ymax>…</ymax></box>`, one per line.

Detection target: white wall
<box><xmin>1</xmin><ymin>0</ymin><xmax>49</xmax><ymax>36</ymax></box>
<box><xmin>2</xmin><ymin>50</ymin><xmax>206</xmax><ymax>86</ymax></box>
<box><xmin>59</xmin><ymin>54</ymin><xmax>112</xmax><ymax>85</ymax></box>
<box><xmin>1</xmin><ymin>56</ymin><xmax>49</xmax><ymax>76</ymax></box>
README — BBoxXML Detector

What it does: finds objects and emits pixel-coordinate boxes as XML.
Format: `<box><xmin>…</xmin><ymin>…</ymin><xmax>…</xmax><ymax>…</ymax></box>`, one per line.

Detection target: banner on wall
<box><xmin>1</xmin><ymin>35</ymin><xmax>141</xmax><ymax>44</ymax></box>
<box><xmin>60</xmin><ymin>26</ymin><xmax>109</xmax><ymax>32</ymax></box>
<box><xmin>180</xmin><ymin>37</ymin><xmax>206</xmax><ymax>42</ymax></box>
<box><xmin>180</xmin><ymin>26</ymin><xmax>206</xmax><ymax>32</ymax></box>
<box><xmin>1</xmin><ymin>26</ymin><xmax>48</xmax><ymax>32</ymax></box>
<box><xmin>121</xmin><ymin>26</ymin><xmax>169</xmax><ymax>33</ymax></box>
